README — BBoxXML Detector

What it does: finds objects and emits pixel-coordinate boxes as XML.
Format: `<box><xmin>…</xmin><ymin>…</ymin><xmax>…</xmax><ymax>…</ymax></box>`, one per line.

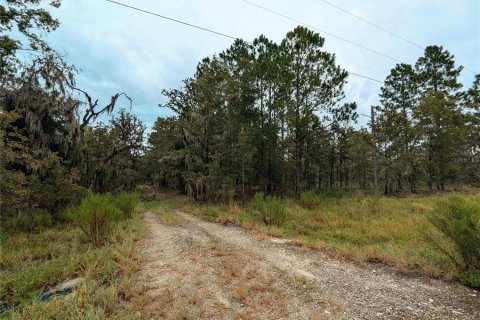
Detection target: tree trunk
<box><xmin>371</xmin><ymin>106</ymin><xmax>378</xmax><ymax>191</ymax></box>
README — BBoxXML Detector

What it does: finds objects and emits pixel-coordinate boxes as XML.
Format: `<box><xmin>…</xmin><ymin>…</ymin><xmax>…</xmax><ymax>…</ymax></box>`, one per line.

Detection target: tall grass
<box><xmin>64</xmin><ymin>193</ymin><xmax>139</xmax><ymax>246</ymax></box>
<box><xmin>299</xmin><ymin>191</ymin><xmax>325</xmax><ymax>209</ymax></box>
<box><xmin>251</xmin><ymin>193</ymin><xmax>288</xmax><ymax>227</ymax></box>
<box><xmin>165</xmin><ymin>190</ymin><xmax>480</xmax><ymax>286</ymax></box>
<box><xmin>114</xmin><ymin>192</ymin><xmax>140</xmax><ymax>218</ymax></box>
<box><xmin>0</xmin><ymin>213</ymin><xmax>145</xmax><ymax>318</ymax></box>
<box><xmin>428</xmin><ymin>193</ymin><xmax>480</xmax><ymax>288</ymax></box>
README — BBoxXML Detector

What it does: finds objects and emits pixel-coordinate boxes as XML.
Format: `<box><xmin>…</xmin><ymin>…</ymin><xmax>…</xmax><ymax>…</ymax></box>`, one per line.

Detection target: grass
<box><xmin>0</xmin><ymin>209</ymin><xmax>146</xmax><ymax>319</ymax></box>
<box><xmin>137</xmin><ymin>195</ymin><xmax>188</xmax><ymax>225</ymax></box>
<box><xmin>151</xmin><ymin>190</ymin><xmax>479</xmax><ymax>285</ymax></box>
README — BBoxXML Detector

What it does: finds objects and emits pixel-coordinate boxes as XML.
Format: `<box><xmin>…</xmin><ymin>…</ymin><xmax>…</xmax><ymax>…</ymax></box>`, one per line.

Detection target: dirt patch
<box><xmin>136</xmin><ymin>211</ymin><xmax>479</xmax><ymax>319</ymax></box>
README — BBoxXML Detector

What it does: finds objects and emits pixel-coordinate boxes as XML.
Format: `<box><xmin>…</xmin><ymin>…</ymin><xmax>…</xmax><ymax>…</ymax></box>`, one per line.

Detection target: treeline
<box><xmin>1</xmin><ymin>1</ymin><xmax>145</xmax><ymax>223</ymax></box>
<box><xmin>378</xmin><ymin>52</ymin><xmax>479</xmax><ymax>193</ymax></box>
<box><xmin>145</xmin><ymin>26</ymin><xmax>480</xmax><ymax>201</ymax></box>
<box><xmin>1</xmin><ymin>0</ymin><xmax>479</xmax><ymax>224</ymax></box>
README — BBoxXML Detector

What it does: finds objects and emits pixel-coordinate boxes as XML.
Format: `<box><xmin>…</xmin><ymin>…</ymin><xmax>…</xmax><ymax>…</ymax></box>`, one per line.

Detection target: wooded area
<box><xmin>2</xmin><ymin>2</ymin><xmax>480</xmax><ymax>225</ymax></box>
<box><xmin>1</xmin><ymin>1</ymin><xmax>479</xmax><ymax>317</ymax></box>
<box><xmin>1</xmin><ymin>1</ymin><xmax>145</xmax><ymax>223</ymax></box>
<box><xmin>145</xmin><ymin>29</ymin><xmax>480</xmax><ymax>201</ymax></box>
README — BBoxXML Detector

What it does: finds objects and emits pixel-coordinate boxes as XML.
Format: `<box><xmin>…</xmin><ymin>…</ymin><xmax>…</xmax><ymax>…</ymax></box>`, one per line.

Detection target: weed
<box><xmin>114</xmin><ymin>192</ymin><xmax>139</xmax><ymax>218</ymax></box>
<box><xmin>234</xmin><ymin>277</ymin><xmax>249</xmax><ymax>304</ymax></box>
<box><xmin>251</xmin><ymin>193</ymin><xmax>288</xmax><ymax>227</ymax></box>
<box><xmin>0</xmin><ymin>213</ymin><xmax>145</xmax><ymax>318</ymax></box>
<box><xmin>427</xmin><ymin>193</ymin><xmax>480</xmax><ymax>288</ymax></box>
<box><xmin>299</xmin><ymin>191</ymin><xmax>325</xmax><ymax>209</ymax></box>
<box><xmin>67</xmin><ymin>193</ymin><xmax>122</xmax><ymax>246</ymax></box>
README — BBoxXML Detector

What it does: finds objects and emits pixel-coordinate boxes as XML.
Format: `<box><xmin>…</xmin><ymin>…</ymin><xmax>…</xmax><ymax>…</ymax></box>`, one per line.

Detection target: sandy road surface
<box><xmin>136</xmin><ymin>211</ymin><xmax>479</xmax><ymax>319</ymax></box>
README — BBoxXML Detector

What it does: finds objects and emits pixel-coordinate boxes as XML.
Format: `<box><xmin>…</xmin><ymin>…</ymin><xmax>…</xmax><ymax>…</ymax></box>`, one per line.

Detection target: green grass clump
<box><xmin>299</xmin><ymin>191</ymin><xmax>326</xmax><ymax>209</ymax></box>
<box><xmin>428</xmin><ymin>193</ymin><xmax>480</xmax><ymax>288</ymax></box>
<box><xmin>66</xmin><ymin>194</ymin><xmax>122</xmax><ymax>247</ymax></box>
<box><xmin>15</xmin><ymin>210</ymin><xmax>53</xmax><ymax>232</ymax></box>
<box><xmin>61</xmin><ymin>192</ymin><xmax>140</xmax><ymax>247</ymax></box>
<box><xmin>251</xmin><ymin>193</ymin><xmax>288</xmax><ymax>227</ymax></box>
<box><xmin>114</xmin><ymin>192</ymin><xmax>140</xmax><ymax>218</ymax></box>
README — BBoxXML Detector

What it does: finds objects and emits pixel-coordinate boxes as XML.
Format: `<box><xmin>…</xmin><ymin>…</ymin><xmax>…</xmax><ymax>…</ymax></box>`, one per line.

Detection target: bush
<box><xmin>428</xmin><ymin>194</ymin><xmax>480</xmax><ymax>288</ymax></box>
<box><xmin>251</xmin><ymin>193</ymin><xmax>288</xmax><ymax>226</ymax></box>
<box><xmin>15</xmin><ymin>210</ymin><xmax>53</xmax><ymax>232</ymax></box>
<box><xmin>299</xmin><ymin>191</ymin><xmax>325</xmax><ymax>209</ymax></box>
<box><xmin>69</xmin><ymin>194</ymin><xmax>122</xmax><ymax>246</ymax></box>
<box><xmin>113</xmin><ymin>193</ymin><xmax>139</xmax><ymax>218</ymax></box>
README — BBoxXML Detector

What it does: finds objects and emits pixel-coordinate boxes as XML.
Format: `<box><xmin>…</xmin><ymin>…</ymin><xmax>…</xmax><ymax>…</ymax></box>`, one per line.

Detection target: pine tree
<box><xmin>280</xmin><ymin>26</ymin><xmax>347</xmax><ymax>196</ymax></box>
<box><xmin>379</xmin><ymin>63</ymin><xmax>419</xmax><ymax>192</ymax></box>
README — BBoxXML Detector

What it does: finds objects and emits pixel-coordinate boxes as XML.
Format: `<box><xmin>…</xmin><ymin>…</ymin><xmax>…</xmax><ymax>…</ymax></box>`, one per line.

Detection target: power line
<box><xmin>241</xmin><ymin>0</ymin><xmax>401</xmax><ymax>63</ymax></box>
<box><xmin>349</xmin><ymin>71</ymin><xmax>383</xmax><ymax>84</ymax></box>
<box><xmin>105</xmin><ymin>0</ymin><xmax>241</xmax><ymax>42</ymax></box>
<box><xmin>318</xmin><ymin>0</ymin><xmax>424</xmax><ymax>50</ymax></box>
<box><xmin>104</xmin><ymin>0</ymin><xmax>384</xmax><ymax>84</ymax></box>
<box><xmin>316</xmin><ymin>0</ymin><xmax>477</xmax><ymax>74</ymax></box>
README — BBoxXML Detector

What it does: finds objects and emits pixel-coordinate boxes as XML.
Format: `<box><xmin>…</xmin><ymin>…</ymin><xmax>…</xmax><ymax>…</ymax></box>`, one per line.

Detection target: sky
<box><xmin>35</xmin><ymin>0</ymin><xmax>480</xmax><ymax>130</ymax></box>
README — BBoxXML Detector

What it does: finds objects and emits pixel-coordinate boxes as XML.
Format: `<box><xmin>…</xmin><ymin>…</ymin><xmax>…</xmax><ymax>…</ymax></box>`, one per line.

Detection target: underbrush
<box><xmin>64</xmin><ymin>193</ymin><xmax>140</xmax><ymax>246</ymax></box>
<box><xmin>299</xmin><ymin>191</ymin><xmax>327</xmax><ymax>209</ymax></box>
<box><xmin>251</xmin><ymin>193</ymin><xmax>288</xmax><ymax>226</ymax></box>
<box><xmin>157</xmin><ymin>190</ymin><xmax>480</xmax><ymax>288</ymax></box>
<box><xmin>427</xmin><ymin>193</ymin><xmax>480</xmax><ymax>288</ymax></box>
<box><xmin>0</xmin><ymin>193</ymin><xmax>145</xmax><ymax>318</ymax></box>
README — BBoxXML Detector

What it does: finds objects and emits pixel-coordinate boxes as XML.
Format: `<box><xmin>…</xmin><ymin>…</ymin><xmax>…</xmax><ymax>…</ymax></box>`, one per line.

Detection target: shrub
<box><xmin>113</xmin><ymin>193</ymin><xmax>139</xmax><ymax>218</ymax></box>
<box><xmin>299</xmin><ymin>191</ymin><xmax>325</xmax><ymax>209</ymax></box>
<box><xmin>70</xmin><ymin>194</ymin><xmax>122</xmax><ymax>246</ymax></box>
<box><xmin>428</xmin><ymin>194</ymin><xmax>480</xmax><ymax>288</ymax></box>
<box><xmin>251</xmin><ymin>193</ymin><xmax>288</xmax><ymax>226</ymax></box>
<box><xmin>15</xmin><ymin>210</ymin><xmax>53</xmax><ymax>232</ymax></box>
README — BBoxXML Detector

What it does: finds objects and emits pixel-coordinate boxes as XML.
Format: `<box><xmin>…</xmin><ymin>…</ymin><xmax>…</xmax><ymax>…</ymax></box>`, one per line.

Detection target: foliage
<box><xmin>251</xmin><ymin>193</ymin><xmax>288</xmax><ymax>226</ymax></box>
<box><xmin>299</xmin><ymin>191</ymin><xmax>326</xmax><ymax>209</ymax></box>
<box><xmin>150</xmin><ymin>27</ymin><xmax>359</xmax><ymax>201</ymax></box>
<box><xmin>1</xmin><ymin>3</ymin><xmax>142</xmax><ymax>226</ymax></box>
<box><xmin>66</xmin><ymin>194</ymin><xmax>122</xmax><ymax>247</ymax></box>
<box><xmin>12</xmin><ymin>210</ymin><xmax>53</xmax><ymax>232</ymax></box>
<box><xmin>0</xmin><ymin>0</ymin><xmax>61</xmax><ymax>79</ymax></box>
<box><xmin>376</xmin><ymin>45</ymin><xmax>473</xmax><ymax>194</ymax></box>
<box><xmin>113</xmin><ymin>193</ymin><xmax>140</xmax><ymax>219</ymax></box>
<box><xmin>428</xmin><ymin>194</ymin><xmax>480</xmax><ymax>287</ymax></box>
<box><xmin>0</xmin><ymin>111</ymin><xmax>31</xmax><ymax>218</ymax></box>
<box><xmin>149</xmin><ymin>29</ymin><xmax>479</xmax><ymax>201</ymax></box>
<box><xmin>0</xmin><ymin>213</ymin><xmax>144</xmax><ymax>318</ymax></box>
<box><xmin>167</xmin><ymin>191</ymin><xmax>480</xmax><ymax>286</ymax></box>
<box><xmin>82</xmin><ymin>110</ymin><xmax>145</xmax><ymax>193</ymax></box>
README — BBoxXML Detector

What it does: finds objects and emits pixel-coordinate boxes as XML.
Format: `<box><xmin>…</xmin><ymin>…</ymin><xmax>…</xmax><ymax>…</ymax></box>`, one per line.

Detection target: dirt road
<box><xmin>136</xmin><ymin>211</ymin><xmax>479</xmax><ymax>319</ymax></box>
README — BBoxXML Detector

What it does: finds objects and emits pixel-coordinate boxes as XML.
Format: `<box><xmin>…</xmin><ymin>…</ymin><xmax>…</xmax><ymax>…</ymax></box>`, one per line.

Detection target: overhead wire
<box><xmin>240</xmin><ymin>0</ymin><xmax>402</xmax><ymax>63</ymax></box>
<box><xmin>242</xmin><ymin>0</ymin><xmax>477</xmax><ymax>74</ymax></box>
<box><xmin>104</xmin><ymin>0</ymin><xmax>384</xmax><ymax>84</ymax></box>
<box><xmin>105</xmin><ymin>0</ymin><xmax>241</xmax><ymax>42</ymax></box>
<box><xmin>316</xmin><ymin>0</ymin><xmax>477</xmax><ymax>74</ymax></box>
<box><xmin>318</xmin><ymin>0</ymin><xmax>424</xmax><ymax>50</ymax></box>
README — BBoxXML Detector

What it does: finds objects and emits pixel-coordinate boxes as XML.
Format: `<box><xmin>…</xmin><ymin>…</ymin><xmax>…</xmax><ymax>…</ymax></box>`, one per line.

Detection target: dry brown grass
<box><xmin>320</xmin><ymin>297</ymin><xmax>346</xmax><ymax>315</ymax></box>
<box><xmin>234</xmin><ymin>277</ymin><xmax>250</xmax><ymax>304</ymax></box>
